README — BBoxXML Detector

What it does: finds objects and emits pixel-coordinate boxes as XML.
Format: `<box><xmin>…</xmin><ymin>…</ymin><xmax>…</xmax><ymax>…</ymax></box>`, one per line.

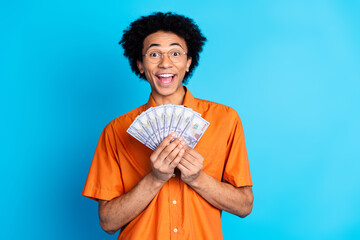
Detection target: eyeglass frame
<box><xmin>142</xmin><ymin>48</ymin><xmax>188</xmax><ymax>64</ymax></box>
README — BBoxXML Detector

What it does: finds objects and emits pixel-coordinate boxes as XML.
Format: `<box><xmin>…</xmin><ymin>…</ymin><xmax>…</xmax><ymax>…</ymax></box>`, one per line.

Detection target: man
<box><xmin>82</xmin><ymin>12</ymin><xmax>253</xmax><ymax>240</ymax></box>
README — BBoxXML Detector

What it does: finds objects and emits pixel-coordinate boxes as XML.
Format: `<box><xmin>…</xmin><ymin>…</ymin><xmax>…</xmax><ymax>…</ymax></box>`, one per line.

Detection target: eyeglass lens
<box><xmin>145</xmin><ymin>49</ymin><xmax>186</xmax><ymax>63</ymax></box>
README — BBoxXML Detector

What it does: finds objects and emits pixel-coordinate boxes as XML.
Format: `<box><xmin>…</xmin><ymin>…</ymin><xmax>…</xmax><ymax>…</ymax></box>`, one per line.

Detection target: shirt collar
<box><xmin>144</xmin><ymin>86</ymin><xmax>196</xmax><ymax>111</ymax></box>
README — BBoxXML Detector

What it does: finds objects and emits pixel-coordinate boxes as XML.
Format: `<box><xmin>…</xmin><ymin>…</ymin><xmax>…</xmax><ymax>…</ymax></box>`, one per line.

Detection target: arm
<box><xmin>188</xmin><ymin>172</ymin><xmax>253</xmax><ymax>217</ymax></box>
<box><xmin>99</xmin><ymin>134</ymin><xmax>186</xmax><ymax>234</ymax></box>
<box><xmin>177</xmin><ymin>147</ymin><xmax>253</xmax><ymax>218</ymax></box>
<box><xmin>98</xmin><ymin>172</ymin><xmax>162</xmax><ymax>234</ymax></box>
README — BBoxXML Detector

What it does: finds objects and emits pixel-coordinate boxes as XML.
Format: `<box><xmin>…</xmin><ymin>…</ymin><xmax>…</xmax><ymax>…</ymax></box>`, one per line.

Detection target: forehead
<box><xmin>143</xmin><ymin>31</ymin><xmax>187</xmax><ymax>50</ymax></box>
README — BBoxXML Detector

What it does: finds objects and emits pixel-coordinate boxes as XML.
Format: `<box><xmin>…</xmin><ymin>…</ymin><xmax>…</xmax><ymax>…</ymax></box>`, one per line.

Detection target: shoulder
<box><xmin>194</xmin><ymin>97</ymin><xmax>240</xmax><ymax>120</ymax></box>
<box><xmin>104</xmin><ymin>105</ymin><xmax>145</xmax><ymax>133</ymax></box>
<box><xmin>193</xmin><ymin>97</ymin><xmax>244</xmax><ymax>135</ymax></box>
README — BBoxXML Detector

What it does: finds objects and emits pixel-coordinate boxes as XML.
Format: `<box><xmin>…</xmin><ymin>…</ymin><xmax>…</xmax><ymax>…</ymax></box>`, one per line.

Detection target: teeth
<box><xmin>158</xmin><ymin>74</ymin><xmax>174</xmax><ymax>78</ymax></box>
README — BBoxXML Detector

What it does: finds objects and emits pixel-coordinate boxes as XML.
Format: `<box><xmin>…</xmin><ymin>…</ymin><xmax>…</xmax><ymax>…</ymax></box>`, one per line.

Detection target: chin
<box><xmin>155</xmin><ymin>86</ymin><xmax>178</xmax><ymax>97</ymax></box>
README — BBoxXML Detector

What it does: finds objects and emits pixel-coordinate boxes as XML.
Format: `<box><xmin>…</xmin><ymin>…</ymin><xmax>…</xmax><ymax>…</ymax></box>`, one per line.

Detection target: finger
<box><xmin>169</xmin><ymin>148</ymin><xmax>185</xmax><ymax>169</ymax></box>
<box><xmin>181</xmin><ymin>154</ymin><xmax>203</xmax><ymax>172</ymax></box>
<box><xmin>151</xmin><ymin>133</ymin><xmax>176</xmax><ymax>160</ymax></box>
<box><xmin>182</xmin><ymin>151</ymin><xmax>197</xmax><ymax>163</ymax></box>
<box><xmin>184</xmin><ymin>147</ymin><xmax>202</xmax><ymax>158</ymax></box>
<box><xmin>158</xmin><ymin>137</ymin><xmax>184</xmax><ymax>162</ymax></box>
<box><xmin>177</xmin><ymin>161</ymin><xmax>191</xmax><ymax>173</ymax></box>
<box><xmin>183</xmin><ymin>148</ymin><xmax>204</xmax><ymax>166</ymax></box>
<box><xmin>179</xmin><ymin>157</ymin><xmax>193</xmax><ymax>170</ymax></box>
<box><xmin>164</xmin><ymin>140</ymin><xmax>186</xmax><ymax>165</ymax></box>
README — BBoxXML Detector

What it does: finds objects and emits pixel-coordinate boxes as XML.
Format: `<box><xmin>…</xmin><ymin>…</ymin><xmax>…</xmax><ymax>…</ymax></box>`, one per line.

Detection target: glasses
<box><xmin>143</xmin><ymin>48</ymin><xmax>187</xmax><ymax>64</ymax></box>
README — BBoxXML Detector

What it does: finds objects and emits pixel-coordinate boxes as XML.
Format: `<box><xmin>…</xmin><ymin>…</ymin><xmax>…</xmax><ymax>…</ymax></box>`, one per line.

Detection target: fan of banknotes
<box><xmin>127</xmin><ymin>104</ymin><xmax>210</xmax><ymax>150</ymax></box>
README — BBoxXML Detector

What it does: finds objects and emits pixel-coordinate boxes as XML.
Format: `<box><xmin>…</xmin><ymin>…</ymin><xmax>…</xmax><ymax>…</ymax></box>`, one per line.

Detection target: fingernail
<box><xmin>170</xmin><ymin>132</ymin><xmax>175</xmax><ymax>137</ymax></box>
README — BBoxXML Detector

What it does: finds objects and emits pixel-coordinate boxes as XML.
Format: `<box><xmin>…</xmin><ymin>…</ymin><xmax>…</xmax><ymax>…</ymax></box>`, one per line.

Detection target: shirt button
<box><xmin>174</xmin><ymin>228</ymin><xmax>178</xmax><ymax>233</ymax></box>
<box><xmin>173</xmin><ymin>200</ymin><xmax>177</xmax><ymax>204</ymax></box>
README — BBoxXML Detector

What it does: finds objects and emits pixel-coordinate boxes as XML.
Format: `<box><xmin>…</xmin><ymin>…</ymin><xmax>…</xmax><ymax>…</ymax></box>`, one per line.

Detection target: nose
<box><xmin>158</xmin><ymin>53</ymin><xmax>173</xmax><ymax>68</ymax></box>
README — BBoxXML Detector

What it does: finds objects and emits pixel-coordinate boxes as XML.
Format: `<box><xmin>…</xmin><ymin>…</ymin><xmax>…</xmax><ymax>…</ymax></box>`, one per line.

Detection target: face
<box><xmin>137</xmin><ymin>31</ymin><xmax>192</xmax><ymax>100</ymax></box>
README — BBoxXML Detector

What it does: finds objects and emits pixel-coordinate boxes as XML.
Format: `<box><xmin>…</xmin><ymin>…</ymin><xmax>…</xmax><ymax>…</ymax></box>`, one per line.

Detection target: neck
<box><xmin>151</xmin><ymin>87</ymin><xmax>186</xmax><ymax>105</ymax></box>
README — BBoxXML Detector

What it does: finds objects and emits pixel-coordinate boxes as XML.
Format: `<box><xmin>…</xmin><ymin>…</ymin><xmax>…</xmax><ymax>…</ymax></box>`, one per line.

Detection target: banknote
<box><xmin>127</xmin><ymin>104</ymin><xmax>209</xmax><ymax>150</ymax></box>
<box><xmin>153</xmin><ymin>106</ymin><xmax>166</xmax><ymax>139</ymax></box>
<box><xmin>170</xmin><ymin>105</ymin><xmax>185</xmax><ymax>134</ymax></box>
<box><xmin>137</xmin><ymin>113</ymin><xmax>158</xmax><ymax>146</ymax></box>
<box><xmin>163</xmin><ymin>105</ymin><xmax>175</xmax><ymax>138</ymax></box>
<box><xmin>145</xmin><ymin>108</ymin><xmax>162</xmax><ymax>144</ymax></box>
<box><xmin>127</xmin><ymin>118</ymin><xmax>156</xmax><ymax>149</ymax></box>
<box><xmin>181</xmin><ymin>114</ymin><xmax>210</xmax><ymax>148</ymax></box>
<box><xmin>174</xmin><ymin>106</ymin><xmax>195</xmax><ymax>138</ymax></box>
<box><xmin>127</xmin><ymin>127</ymin><xmax>156</xmax><ymax>150</ymax></box>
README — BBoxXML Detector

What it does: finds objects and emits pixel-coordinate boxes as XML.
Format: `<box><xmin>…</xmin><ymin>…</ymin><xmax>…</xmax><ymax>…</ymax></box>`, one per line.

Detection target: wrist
<box><xmin>187</xmin><ymin>171</ymin><xmax>205</xmax><ymax>189</ymax></box>
<box><xmin>148</xmin><ymin>171</ymin><xmax>167</xmax><ymax>189</ymax></box>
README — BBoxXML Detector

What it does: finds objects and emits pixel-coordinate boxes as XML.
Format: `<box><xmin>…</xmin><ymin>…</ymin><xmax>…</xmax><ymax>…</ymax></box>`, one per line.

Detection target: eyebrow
<box><xmin>145</xmin><ymin>43</ymin><xmax>184</xmax><ymax>52</ymax></box>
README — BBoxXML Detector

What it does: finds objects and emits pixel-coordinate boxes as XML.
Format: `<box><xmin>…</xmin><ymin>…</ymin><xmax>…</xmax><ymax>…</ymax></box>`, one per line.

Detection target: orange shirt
<box><xmin>82</xmin><ymin>88</ymin><xmax>252</xmax><ymax>240</ymax></box>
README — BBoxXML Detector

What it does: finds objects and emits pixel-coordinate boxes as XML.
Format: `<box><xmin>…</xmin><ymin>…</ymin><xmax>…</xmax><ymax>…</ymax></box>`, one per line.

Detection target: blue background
<box><xmin>1</xmin><ymin>0</ymin><xmax>359</xmax><ymax>239</ymax></box>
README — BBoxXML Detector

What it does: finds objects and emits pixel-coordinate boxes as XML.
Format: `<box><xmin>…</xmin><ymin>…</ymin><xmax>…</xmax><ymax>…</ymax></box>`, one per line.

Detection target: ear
<box><xmin>186</xmin><ymin>57</ymin><xmax>192</xmax><ymax>72</ymax></box>
<box><xmin>137</xmin><ymin>60</ymin><xmax>144</xmax><ymax>74</ymax></box>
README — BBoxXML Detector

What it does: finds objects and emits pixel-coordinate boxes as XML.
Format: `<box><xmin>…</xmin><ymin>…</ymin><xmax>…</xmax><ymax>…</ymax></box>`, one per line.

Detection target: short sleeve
<box><xmin>222</xmin><ymin>111</ymin><xmax>253</xmax><ymax>187</ymax></box>
<box><xmin>82</xmin><ymin>124</ymin><xmax>124</xmax><ymax>201</ymax></box>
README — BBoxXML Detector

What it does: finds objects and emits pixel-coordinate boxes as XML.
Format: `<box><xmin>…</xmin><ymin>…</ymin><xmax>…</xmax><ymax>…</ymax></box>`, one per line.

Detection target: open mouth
<box><xmin>156</xmin><ymin>73</ymin><xmax>175</xmax><ymax>86</ymax></box>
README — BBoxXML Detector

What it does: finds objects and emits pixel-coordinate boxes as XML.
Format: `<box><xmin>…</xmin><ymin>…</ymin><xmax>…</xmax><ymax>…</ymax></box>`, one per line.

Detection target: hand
<box><xmin>177</xmin><ymin>146</ymin><xmax>204</xmax><ymax>185</ymax></box>
<box><xmin>150</xmin><ymin>133</ymin><xmax>186</xmax><ymax>183</ymax></box>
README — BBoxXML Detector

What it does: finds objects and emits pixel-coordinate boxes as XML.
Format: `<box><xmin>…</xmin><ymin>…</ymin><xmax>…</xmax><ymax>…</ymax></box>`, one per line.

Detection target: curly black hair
<box><xmin>119</xmin><ymin>12</ymin><xmax>206</xmax><ymax>84</ymax></box>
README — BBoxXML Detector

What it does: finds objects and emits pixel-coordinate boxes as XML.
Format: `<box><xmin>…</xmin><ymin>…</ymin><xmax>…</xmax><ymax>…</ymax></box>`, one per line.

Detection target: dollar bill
<box><xmin>127</xmin><ymin>104</ymin><xmax>210</xmax><ymax>149</ymax></box>
<box><xmin>181</xmin><ymin>114</ymin><xmax>210</xmax><ymax>148</ymax></box>
<box><xmin>174</xmin><ymin>107</ymin><xmax>195</xmax><ymax>138</ymax></box>
<box><xmin>145</xmin><ymin>108</ymin><xmax>162</xmax><ymax>144</ymax></box>
<box><xmin>127</xmin><ymin>127</ymin><xmax>156</xmax><ymax>150</ymax></box>
<box><xmin>153</xmin><ymin>105</ymin><xmax>166</xmax><ymax>139</ymax></box>
<box><xmin>170</xmin><ymin>105</ymin><xmax>185</xmax><ymax>135</ymax></box>
<box><xmin>164</xmin><ymin>104</ymin><xmax>175</xmax><ymax>137</ymax></box>
<box><xmin>127</xmin><ymin>118</ymin><xmax>157</xmax><ymax>150</ymax></box>
<box><xmin>135</xmin><ymin>112</ymin><xmax>159</xmax><ymax>146</ymax></box>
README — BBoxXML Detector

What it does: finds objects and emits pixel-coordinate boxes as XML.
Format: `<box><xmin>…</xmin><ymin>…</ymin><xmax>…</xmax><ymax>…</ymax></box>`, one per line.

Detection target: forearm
<box><xmin>188</xmin><ymin>171</ymin><xmax>253</xmax><ymax>217</ymax></box>
<box><xmin>99</xmin><ymin>172</ymin><xmax>164</xmax><ymax>234</ymax></box>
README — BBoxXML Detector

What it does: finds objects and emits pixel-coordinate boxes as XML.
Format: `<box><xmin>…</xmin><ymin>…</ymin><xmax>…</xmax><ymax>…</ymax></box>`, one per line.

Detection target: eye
<box><xmin>171</xmin><ymin>51</ymin><xmax>181</xmax><ymax>57</ymax></box>
<box><xmin>149</xmin><ymin>51</ymin><xmax>161</xmax><ymax>58</ymax></box>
